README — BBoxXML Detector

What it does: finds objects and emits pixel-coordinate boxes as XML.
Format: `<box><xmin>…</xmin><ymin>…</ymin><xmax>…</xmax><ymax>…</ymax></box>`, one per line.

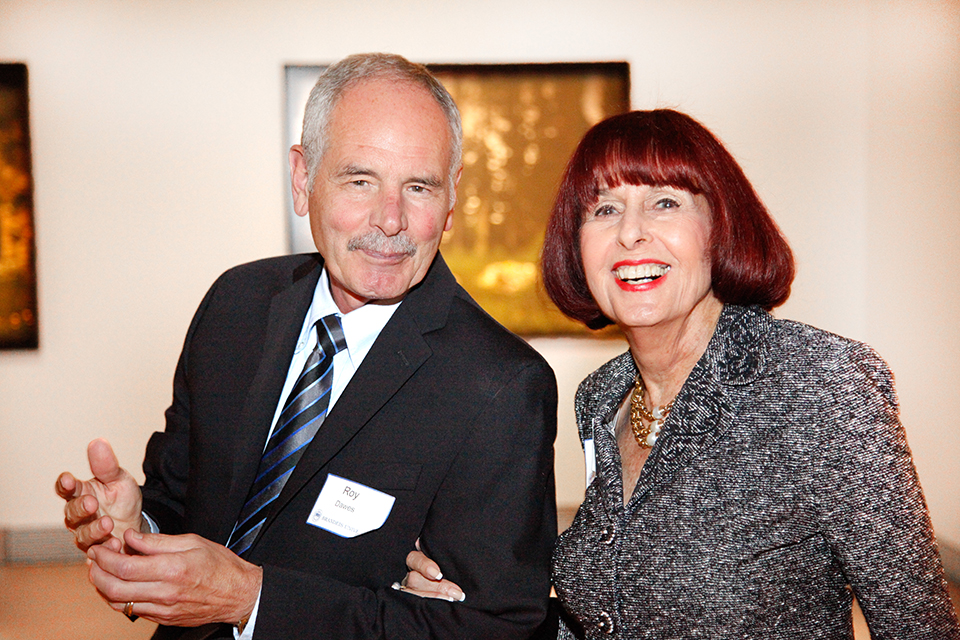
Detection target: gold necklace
<box><xmin>629</xmin><ymin>375</ymin><xmax>674</xmax><ymax>449</ymax></box>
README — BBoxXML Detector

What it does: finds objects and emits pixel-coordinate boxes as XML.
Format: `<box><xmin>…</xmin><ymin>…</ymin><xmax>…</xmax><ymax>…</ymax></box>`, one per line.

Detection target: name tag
<box><xmin>306</xmin><ymin>473</ymin><xmax>396</xmax><ymax>538</ymax></box>
<box><xmin>583</xmin><ymin>438</ymin><xmax>596</xmax><ymax>488</ymax></box>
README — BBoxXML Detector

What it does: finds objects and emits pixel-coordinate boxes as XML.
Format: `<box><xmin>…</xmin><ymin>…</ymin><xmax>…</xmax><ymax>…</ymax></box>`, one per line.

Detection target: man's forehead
<box><xmin>335</xmin><ymin>76</ymin><xmax>438</xmax><ymax>117</ymax></box>
<box><xmin>322</xmin><ymin>79</ymin><xmax>454</xmax><ymax>178</ymax></box>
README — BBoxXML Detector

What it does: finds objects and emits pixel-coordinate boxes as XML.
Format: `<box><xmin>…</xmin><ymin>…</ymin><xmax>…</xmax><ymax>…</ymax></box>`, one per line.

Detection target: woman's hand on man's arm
<box><xmin>394</xmin><ymin>539</ymin><xmax>466</xmax><ymax>602</ymax></box>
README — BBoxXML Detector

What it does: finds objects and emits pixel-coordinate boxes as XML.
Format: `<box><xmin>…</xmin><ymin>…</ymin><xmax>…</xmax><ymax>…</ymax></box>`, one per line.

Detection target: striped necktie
<box><xmin>227</xmin><ymin>313</ymin><xmax>347</xmax><ymax>556</ymax></box>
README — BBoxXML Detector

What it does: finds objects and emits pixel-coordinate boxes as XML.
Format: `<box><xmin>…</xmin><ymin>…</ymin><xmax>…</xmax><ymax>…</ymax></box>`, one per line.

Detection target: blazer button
<box><xmin>597</xmin><ymin>610</ymin><xmax>615</xmax><ymax>635</ymax></box>
<box><xmin>600</xmin><ymin>525</ymin><xmax>615</xmax><ymax>545</ymax></box>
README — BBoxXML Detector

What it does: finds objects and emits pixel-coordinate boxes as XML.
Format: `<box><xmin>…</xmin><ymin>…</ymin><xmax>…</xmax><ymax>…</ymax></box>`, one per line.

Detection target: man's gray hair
<box><xmin>301</xmin><ymin>53</ymin><xmax>463</xmax><ymax>199</ymax></box>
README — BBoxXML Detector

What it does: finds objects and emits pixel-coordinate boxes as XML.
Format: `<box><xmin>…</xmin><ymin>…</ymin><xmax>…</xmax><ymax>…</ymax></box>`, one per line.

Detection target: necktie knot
<box><xmin>316</xmin><ymin>314</ymin><xmax>347</xmax><ymax>360</ymax></box>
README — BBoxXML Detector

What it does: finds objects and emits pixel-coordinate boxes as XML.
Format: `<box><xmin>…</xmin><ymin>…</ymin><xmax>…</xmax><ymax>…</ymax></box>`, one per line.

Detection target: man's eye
<box><xmin>409</xmin><ymin>185</ymin><xmax>426</xmax><ymax>193</ymax></box>
<box><xmin>351</xmin><ymin>179</ymin><xmax>369</xmax><ymax>187</ymax></box>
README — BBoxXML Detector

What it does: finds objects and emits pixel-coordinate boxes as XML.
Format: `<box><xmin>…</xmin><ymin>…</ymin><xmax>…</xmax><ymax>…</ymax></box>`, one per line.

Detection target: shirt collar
<box><xmin>307</xmin><ymin>268</ymin><xmax>401</xmax><ymax>367</ymax></box>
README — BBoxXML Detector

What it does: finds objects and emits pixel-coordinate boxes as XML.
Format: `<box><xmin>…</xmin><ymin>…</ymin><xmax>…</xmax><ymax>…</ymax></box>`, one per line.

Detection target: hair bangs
<box><xmin>575</xmin><ymin>120</ymin><xmax>710</xmax><ymax>215</ymax></box>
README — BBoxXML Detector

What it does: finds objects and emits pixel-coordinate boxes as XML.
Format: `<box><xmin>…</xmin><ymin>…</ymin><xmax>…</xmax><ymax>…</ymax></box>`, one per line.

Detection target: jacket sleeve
<box><xmin>139</xmin><ymin>277</ymin><xmax>224</xmax><ymax>535</ymax></box>
<box><xmin>815</xmin><ymin>342</ymin><xmax>960</xmax><ymax>639</ymax></box>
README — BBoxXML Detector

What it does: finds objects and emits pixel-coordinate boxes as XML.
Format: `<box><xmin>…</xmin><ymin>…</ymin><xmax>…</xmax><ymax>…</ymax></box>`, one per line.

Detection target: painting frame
<box><xmin>284</xmin><ymin>61</ymin><xmax>630</xmax><ymax>335</ymax></box>
<box><xmin>0</xmin><ymin>63</ymin><xmax>39</xmax><ymax>350</ymax></box>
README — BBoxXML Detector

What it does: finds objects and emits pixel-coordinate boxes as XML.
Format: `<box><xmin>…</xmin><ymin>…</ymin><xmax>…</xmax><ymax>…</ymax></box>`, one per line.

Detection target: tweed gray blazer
<box><xmin>553</xmin><ymin>305</ymin><xmax>959</xmax><ymax>639</ymax></box>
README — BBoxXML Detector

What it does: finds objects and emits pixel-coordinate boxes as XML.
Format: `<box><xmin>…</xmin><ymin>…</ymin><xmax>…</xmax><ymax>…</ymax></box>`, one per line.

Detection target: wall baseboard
<box><xmin>2</xmin><ymin>523</ymin><xmax>958</xmax><ymax>586</ymax></box>
<box><xmin>1</xmin><ymin>526</ymin><xmax>84</xmax><ymax>564</ymax></box>
<box><xmin>0</xmin><ymin>513</ymin><xmax>589</xmax><ymax>561</ymax></box>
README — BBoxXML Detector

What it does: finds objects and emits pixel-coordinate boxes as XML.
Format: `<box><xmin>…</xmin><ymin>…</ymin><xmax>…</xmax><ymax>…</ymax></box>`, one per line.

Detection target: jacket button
<box><xmin>600</xmin><ymin>525</ymin><xmax>615</xmax><ymax>544</ymax></box>
<box><xmin>597</xmin><ymin>610</ymin><xmax>615</xmax><ymax>634</ymax></box>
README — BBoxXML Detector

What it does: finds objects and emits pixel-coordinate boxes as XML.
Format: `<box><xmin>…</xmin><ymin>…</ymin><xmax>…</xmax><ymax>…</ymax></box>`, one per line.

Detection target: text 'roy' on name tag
<box><xmin>307</xmin><ymin>473</ymin><xmax>396</xmax><ymax>538</ymax></box>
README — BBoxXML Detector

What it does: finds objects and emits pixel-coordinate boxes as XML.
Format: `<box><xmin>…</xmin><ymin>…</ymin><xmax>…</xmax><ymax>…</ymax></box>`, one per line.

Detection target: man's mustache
<box><xmin>347</xmin><ymin>231</ymin><xmax>417</xmax><ymax>256</ymax></box>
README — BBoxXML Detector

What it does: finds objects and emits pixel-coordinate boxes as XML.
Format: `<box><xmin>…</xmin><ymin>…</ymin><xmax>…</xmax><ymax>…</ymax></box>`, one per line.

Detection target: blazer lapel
<box><xmin>630</xmin><ymin>370</ymin><xmax>735</xmax><ymax>504</ymax></box>
<box><xmin>273</xmin><ymin>310</ymin><xmax>431</xmax><ymax>506</ymax></box>
<box><xmin>218</xmin><ymin>257</ymin><xmax>323</xmax><ymax>543</ymax></box>
<box><xmin>579</xmin><ymin>352</ymin><xmax>636</xmax><ymax>516</ymax></box>
<box><xmin>629</xmin><ymin>305</ymin><xmax>769</xmax><ymax>506</ymax></box>
<box><xmin>247</xmin><ymin>254</ymin><xmax>456</xmax><ymax>548</ymax></box>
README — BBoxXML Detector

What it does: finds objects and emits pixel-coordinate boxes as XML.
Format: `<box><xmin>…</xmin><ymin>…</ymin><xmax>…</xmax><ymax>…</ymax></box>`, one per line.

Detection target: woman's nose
<box><xmin>616</xmin><ymin>208</ymin><xmax>650</xmax><ymax>248</ymax></box>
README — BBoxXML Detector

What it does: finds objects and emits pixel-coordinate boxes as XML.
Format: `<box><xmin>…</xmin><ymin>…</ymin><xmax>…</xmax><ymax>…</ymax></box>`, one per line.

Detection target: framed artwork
<box><xmin>284</xmin><ymin>62</ymin><xmax>630</xmax><ymax>335</ymax></box>
<box><xmin>0</xmin><ymin>63</ymin><xmax>38</xmax><ymax>349</ymax></box>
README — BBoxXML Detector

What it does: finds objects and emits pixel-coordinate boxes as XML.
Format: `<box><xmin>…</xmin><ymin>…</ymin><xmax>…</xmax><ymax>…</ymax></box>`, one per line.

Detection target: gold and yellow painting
<box><xmin>0</xmin><ymin>63</ymin><xmax>38</xmax><ymax>349</ymax></box>
<box><xmin>284</xmin><ymin>62</ymin><xmax>629</xmax><ymax>335</ymax></box>
<box><xmin>430</xmin><ymin>63</ymin><xmax>628</xmax><ymax>334</ymax></box>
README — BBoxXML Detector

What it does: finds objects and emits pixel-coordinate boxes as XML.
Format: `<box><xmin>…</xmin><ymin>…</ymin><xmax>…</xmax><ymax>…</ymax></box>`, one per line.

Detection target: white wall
<box><xmin>0</xmin><ymin>0</ymin><xmax>957</xmax><ymax>551</ymax></box>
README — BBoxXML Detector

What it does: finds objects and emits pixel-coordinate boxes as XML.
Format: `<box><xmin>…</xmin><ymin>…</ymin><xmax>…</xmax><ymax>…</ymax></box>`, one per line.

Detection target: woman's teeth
<box><xmin>615</xmin><ymin>263</ymin><xmax>670</xmax><ymax>283</ymax></box>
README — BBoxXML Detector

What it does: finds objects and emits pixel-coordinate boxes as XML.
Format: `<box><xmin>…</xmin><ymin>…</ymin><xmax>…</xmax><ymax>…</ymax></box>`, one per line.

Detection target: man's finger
<box><xmin>72</xmin><ymin>516</ymin><xmax>116</xmax><ymax>551</ymax></box>
<box><xmin>88</xmin><ymin>542</ymin><xmax>166</xmax><ymax>584</ymax></box>
<box><xmin>122</xmin><ymin>529</ymin><xmax>206</xmax><ymax>556</ymax></box>
<box><xmin>87</xmin><ymin>438</ymin><xmax>124</xmax><ymax>485</ymax></box>
<box><xmin>64</xmin><ymin>494</ymin><xmax>97</xmax><ymax>527</ymax></box>
<box><xmin>55</xmin><ymin>472</ymin><xmax>80</xmax><ymax>500</ymax></box>
<box><xmin>87</xmin><ymin>552</ymin><xmax>167</xmax><ymax>605</ymax></box>
<box><xmin>102</xmin><ymin>536</ymin><xmax>124</xmax><ymax>553</ymax></box>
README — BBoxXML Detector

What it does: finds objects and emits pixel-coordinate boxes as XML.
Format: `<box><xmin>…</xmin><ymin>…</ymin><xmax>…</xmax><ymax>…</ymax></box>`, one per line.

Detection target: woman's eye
<box><xmin>654</xmin><ymin>197</ymin><xmax>681</xmax><ymax>209</ymax></box>
<box><xmin>592</xmin><ymin>203</ymin><xmax>619</xmax><ymax>217</ymax></box>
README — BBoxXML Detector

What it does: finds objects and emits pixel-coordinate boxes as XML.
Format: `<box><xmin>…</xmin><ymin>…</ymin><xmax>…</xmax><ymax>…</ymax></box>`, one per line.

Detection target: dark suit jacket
<box><xmin>140</xmin><ymin>253</ymin><xmax>558</xmax><ymax>639</ymax></box>
<box><xmin>553</xmin><ymin>305</ymin><xmax>959</xmax><ymax>639</ymax></box>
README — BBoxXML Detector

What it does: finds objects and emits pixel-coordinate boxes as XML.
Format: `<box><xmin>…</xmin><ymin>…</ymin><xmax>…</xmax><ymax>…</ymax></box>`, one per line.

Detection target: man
<box><xmin>56</xmin><ymin>53</ymin><xmax>558</xmax><ymax>639</ymax></box>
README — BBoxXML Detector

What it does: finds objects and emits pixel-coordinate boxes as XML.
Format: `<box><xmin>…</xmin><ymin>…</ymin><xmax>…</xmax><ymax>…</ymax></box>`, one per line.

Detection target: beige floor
<box><xmin>0</xmin><ymin>562</ymin><xmax>957</xmax><ymax>639</ymax></box>
<box><xmin>0</xmin><ymin>563</ymin><xmax>157</xmax><ymax>640</ymax></box>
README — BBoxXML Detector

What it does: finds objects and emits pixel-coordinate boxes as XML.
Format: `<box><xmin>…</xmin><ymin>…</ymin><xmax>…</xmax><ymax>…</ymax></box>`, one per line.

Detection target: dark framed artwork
<box><xmin>284</xmin><ymin>62</ymin><xmax>630</xmax><ymax>335</ymax></box>
<box><xmin>0</xmin><ymin>63</ymin><xmax>38</xmax><ymax>349</ymax></box>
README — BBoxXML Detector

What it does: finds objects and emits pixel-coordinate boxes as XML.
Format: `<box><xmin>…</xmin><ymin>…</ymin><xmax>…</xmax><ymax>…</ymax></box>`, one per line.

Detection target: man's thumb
<box><xmin>87</xmin><ymin>438</ymin><xmax>123</xmax><ymax>483</ymax></box>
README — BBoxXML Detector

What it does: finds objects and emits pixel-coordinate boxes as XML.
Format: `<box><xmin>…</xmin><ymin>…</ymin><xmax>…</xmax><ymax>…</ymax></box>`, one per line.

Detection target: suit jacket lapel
<box><xmin>219</xmin><ymin>256</ymin><xmax>323</xmax><ymax>543</ymax></box>
<box><xmin>275</xmin><ymin>310</ymin><xmax>431</xmax><ymax>503</ymax></box>
<box><xmin>248</xmin><ymin>254</ymin><xmax>457</xmax><ymax>547</ymax></box>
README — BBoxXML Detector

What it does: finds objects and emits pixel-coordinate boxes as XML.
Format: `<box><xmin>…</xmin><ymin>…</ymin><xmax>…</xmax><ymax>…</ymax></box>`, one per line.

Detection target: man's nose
<box><xmin>372</xmin><ymin>188</ymin><xmax>406</xmax><ymax>236</ymax></box>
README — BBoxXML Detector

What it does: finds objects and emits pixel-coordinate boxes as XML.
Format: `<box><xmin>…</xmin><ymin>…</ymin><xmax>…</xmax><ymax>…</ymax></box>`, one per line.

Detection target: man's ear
<box><xmin>289</xmin><ymin>145</ymin><xmax>311</xmax><ymax>218</ymax></box>
<box><xmin>444</xmin><ymin>164</ymin><xmax>463</xmax><ymax>232</ymax></box>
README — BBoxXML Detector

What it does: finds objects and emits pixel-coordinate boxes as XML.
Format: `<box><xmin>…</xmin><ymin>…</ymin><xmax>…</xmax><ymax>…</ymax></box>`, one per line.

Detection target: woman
<box><xmin>404</xmin><ymin>109</ymin><xmax>960</xmax><ymax>638</ymax></box>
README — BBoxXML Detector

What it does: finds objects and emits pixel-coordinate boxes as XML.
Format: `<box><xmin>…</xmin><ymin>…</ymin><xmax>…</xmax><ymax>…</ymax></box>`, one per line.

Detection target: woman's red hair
<box><xmin>541</xmin><ymin>109</ymin><xmax>795</xmax><ymax>329</ymax></box>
